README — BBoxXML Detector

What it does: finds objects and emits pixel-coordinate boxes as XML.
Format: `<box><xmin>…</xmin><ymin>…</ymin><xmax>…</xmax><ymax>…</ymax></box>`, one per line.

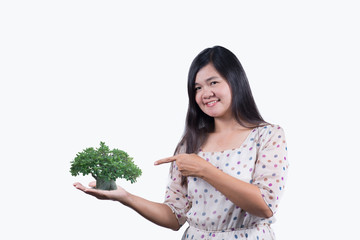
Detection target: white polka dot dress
<box><xmin>164</xmin><ymin>125</ymin><xmax>289</xmax><ymax>240</ymax></box>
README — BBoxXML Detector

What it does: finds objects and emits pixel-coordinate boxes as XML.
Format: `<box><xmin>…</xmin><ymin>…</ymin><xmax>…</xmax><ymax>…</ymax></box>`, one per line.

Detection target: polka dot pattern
<box><xmin>164</xmin><ymin>125</ymin><xmax>288</xmax><ymax>240</ymax></box>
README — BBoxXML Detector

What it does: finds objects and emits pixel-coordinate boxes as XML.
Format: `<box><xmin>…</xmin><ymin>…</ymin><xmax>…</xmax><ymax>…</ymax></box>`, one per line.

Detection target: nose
<box><xmin>202</xmin><ymin>88</ymin><xmax>215</xmax><ymax>99</ymax></box>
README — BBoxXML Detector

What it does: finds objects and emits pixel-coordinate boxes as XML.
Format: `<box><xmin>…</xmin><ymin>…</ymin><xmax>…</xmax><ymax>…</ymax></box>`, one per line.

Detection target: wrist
<box><xmin>199</xmin><ymin>159</ymin><xmax>215</xmax><ymax>180</ymax></box>
<box><xmin>117</xmin><ymin>190</ymin><xmax>132</xmax><ymax>206</ymax></box>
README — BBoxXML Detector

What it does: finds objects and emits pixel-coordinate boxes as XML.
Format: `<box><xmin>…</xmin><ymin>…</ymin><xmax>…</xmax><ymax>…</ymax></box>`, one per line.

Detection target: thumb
<box><xmin>89</xmin><ymin>181</ymin><xmax>96</xmax><ymax>188</ymax></box>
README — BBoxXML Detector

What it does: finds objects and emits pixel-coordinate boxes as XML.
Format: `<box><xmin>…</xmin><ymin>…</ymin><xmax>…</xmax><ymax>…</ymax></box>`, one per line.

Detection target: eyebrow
<box><xmin>194</xmin><ymin>76</ymin><xmax>219</xmax><ymax>85</ymax></box>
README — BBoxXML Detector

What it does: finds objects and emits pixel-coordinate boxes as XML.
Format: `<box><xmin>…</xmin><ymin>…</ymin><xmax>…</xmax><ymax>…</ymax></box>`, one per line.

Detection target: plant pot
<box><xmin>96</xmin><ymin>178</ymin><xmax>117</xmax><ymax>190</ymax></box>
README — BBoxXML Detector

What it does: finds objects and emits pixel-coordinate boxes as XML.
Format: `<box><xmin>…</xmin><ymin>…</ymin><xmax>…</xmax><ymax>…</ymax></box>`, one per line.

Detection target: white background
<box><xmin>1</xmin><ymin>1</ymin><xmax>359</xmax><ymax>239</ymax></box>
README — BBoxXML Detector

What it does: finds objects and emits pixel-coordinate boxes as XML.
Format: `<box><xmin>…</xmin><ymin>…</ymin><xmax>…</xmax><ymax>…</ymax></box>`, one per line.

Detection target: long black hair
<box><xmin>175</xmin><ymin>46</ymin><xmax>267</xmax><ymax>185</ymax></box>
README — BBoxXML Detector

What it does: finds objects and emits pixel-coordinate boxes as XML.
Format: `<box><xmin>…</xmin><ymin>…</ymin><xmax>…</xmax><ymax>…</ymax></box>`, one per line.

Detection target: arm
<box><xmin>122</xmin><ymin>192</ymin><xmax>180</xmax><ymax>230</ymax></box>
<box><xmin>201</xmin><ymin>164</ymin><xmax>273</xmax><ymax>218</ymax></box>
<box><xmin>155</xmin><ymin>154</ymin><xmax>272</xmax><ymax>218</ymax></box>
<box><xmin>73</xmin><ymin>182</ymin><xmax>180</xmax><ymax>230</ymax></box>
<box><xmin>155</xmin><ymin>126</ymin><xmax>288</xmax><ymax>219</ymax></box>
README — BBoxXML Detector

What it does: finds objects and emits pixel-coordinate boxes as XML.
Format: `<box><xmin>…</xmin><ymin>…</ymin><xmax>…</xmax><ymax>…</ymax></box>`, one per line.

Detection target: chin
<box><xmin>205</xmin><ymin>112</ymin><xmax>223</xmax><ymax>118</ymax></box>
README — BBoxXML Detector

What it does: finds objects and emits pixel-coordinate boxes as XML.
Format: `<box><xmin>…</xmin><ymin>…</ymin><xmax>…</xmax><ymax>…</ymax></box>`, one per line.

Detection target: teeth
<box><xmin>206</xmin><ymin>100</ymin><xmax>218</xmax><ymax>105</ymax></box>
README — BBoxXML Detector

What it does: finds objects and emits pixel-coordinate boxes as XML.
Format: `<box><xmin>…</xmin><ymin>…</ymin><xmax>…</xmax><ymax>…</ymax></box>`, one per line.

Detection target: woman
<box><xmin>74</xmin><ymin>46</ymin><xmax>289</xmax><ymax>240</ymax></box>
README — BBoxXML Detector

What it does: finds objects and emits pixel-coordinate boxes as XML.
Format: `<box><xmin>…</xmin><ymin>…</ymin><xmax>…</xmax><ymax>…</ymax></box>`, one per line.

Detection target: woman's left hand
<box><xmin>154</xmin><ymin>153</ymin><xmax>210</xmax><ymax>178</ymax></box>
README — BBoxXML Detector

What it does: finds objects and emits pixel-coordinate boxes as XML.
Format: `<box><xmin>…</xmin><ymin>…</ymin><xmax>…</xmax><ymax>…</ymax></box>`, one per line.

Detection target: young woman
<box><xmin>74</xmin><ymin>46</ymin><xmax>289</xmax><ymax>240</ymax></box>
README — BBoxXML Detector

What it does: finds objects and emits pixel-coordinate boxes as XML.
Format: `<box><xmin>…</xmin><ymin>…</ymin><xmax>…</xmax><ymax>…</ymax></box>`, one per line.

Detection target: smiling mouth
<box><xmin>205</xmin><ymin>100</ymin><xmax>219</xmax><ymax>107</ymax></box>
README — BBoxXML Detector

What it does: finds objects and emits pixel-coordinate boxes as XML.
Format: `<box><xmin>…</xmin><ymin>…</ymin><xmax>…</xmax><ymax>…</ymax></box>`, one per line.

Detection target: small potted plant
<box><xmin>70</xmin><ymin>142</ymin><xmax>142</xmax><ymax>190</ymax></box>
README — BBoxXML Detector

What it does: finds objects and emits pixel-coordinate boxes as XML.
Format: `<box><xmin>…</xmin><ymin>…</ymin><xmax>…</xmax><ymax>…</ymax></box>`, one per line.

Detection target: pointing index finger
<box><xmin>154</xmin><ymin>157</ymin><xmax>176</xmax><ymax>165</ymax></box>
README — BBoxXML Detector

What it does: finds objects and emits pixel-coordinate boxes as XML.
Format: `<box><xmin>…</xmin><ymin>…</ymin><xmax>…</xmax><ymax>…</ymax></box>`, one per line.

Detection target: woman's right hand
<box><xmin>73</xmin><ymin>182</ymin><xmax>180</xmax><ymax>230</ymax></box>
<box><xmin>73</xmin><ymin>181</ymin><xmax>129</xmax><ymax>203</ymax></box>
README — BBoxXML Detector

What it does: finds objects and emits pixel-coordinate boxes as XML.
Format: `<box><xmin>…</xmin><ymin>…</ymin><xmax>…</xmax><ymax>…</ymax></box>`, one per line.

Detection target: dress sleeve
<box><xmin>163</xmin><ymin>146</ymin><xmax>191</xmax><ymax>227</ymax></box>
<box><xmin>164</xmin><ymin>162</ymin><xmax>191</xmax><ymax>226</ymax></box>
<box><xmin>253</xmin><ymin>125</ymin><xmax>289</xmax><ymax>215</ymax></box>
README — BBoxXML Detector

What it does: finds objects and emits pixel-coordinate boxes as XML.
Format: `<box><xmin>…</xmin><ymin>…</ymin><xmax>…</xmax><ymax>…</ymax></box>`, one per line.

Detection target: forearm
<box><xmin>120</xmin><ymin>192</ymin><xmax>180</xmax><ymax>231</ymax></box>
<box><xmin>201</xmin><ymin>164</ymin><xmax>273</xmax><ymax>218</ymax></box>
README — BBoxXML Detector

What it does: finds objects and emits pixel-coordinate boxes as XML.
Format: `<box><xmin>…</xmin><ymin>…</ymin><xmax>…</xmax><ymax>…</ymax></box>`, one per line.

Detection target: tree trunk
<box><xmin>96</xmin><ymin>178</ymin><xmax>117</xmax><ymax>190</ymax></box>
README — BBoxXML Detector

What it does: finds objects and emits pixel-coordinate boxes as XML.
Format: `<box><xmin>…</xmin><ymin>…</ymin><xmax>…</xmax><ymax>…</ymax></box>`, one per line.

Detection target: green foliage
<box><xmin>70</xmin><ymin>142</ymin><xmax>142</xmax><ymax>184</ymax></box>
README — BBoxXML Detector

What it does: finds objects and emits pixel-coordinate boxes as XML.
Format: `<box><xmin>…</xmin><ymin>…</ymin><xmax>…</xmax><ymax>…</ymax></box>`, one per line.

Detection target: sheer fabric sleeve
<box><xmin>163</xmin><ymin>146</ymin><xmax>191</xmax><ymax>227</ymax></box>
<box><xmin>253</xmin><ymin>125</ymin><xmax>289</xmax><ymax>215</ymax></box>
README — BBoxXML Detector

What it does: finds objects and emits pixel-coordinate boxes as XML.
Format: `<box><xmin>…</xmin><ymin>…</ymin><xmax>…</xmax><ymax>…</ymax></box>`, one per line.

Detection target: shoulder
<box><xmin>257</xmin><ymin>123</ymin><xmax>285</xmax><ymax>135</ymax></box>
<box><xmin>255</xmin><ymin>124</ymin><xmax>286</xmax><ymax>145</ymax></box>
<box><xmin>175</xmin><ymin>142</ymin><xmax>187</xmax><ymax>155</ymax></box>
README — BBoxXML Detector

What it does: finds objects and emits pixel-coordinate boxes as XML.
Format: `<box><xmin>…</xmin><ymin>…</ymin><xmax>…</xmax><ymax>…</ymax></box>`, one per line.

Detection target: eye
<box><xmin>194</xmin><ymin>86</ymin><xmax>201</xmax><ymax>91</ymax></box>
<box><xmin>210</xmin><ymin>81</ymin><xmax>218</xmax><ymax>86</ymax></box>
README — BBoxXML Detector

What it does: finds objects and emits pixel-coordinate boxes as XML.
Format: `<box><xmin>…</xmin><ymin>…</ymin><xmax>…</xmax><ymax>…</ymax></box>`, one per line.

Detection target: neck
<box><xmin>213</xmin><ymin>116</ymin><xmax>247</xmax><ymax>133</ymax></box>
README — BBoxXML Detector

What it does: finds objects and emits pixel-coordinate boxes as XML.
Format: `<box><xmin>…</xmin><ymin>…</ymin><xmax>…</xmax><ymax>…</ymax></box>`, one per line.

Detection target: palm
<box><xmin>73</xmin><ymin>181</ymin><xmax>128</xmax><ymax>201</ymax></box>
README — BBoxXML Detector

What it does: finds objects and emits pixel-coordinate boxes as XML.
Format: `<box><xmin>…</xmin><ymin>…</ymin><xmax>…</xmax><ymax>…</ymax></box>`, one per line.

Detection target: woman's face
<box><xmin>194</xmin><ymin>64</ymin><xmax>232</xmax><ymax>119</ymax></box>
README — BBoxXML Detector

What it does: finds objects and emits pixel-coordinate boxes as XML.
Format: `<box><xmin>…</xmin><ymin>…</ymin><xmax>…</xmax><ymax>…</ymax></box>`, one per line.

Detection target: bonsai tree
<box><xmin>70</xmin><ymin>142</ymin><xmax>142</xmax><ymax>190</ymax></box>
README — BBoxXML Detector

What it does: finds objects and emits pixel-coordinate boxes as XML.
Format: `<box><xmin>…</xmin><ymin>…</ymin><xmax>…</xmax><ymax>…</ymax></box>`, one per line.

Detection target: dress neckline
<box><xmin>198</xmin><ymin>127</ymin><xmax>257</xmax><ymax>154</ymax></box>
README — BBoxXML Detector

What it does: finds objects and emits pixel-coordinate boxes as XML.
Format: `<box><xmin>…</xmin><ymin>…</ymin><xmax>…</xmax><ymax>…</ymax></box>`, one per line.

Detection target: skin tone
<box><xmin>73</xmin><ymin>63</ymin><xmax>272</xmax><ymax>231</ymax></box>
